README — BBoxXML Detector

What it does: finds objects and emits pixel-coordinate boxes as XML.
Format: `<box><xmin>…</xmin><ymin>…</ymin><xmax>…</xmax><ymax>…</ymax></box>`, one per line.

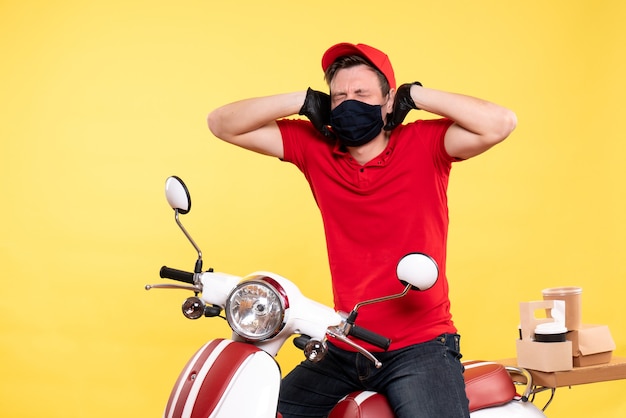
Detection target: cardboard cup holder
<box><xmin>516</xmin><ymin>300</ymin><xmax>573</xmax><ymax>372</ymax></box>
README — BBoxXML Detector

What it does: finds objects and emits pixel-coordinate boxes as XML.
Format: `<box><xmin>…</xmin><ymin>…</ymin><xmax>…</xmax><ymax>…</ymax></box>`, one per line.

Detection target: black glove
<box><xmin>299</xmin><ymin>88</ymin><xmax>335</xmax><ymax>139</ymax></box>
<box><xmin>384</xmin><ymin>81</ymin><xmax>422</xmax><ymax>131</ymax></box>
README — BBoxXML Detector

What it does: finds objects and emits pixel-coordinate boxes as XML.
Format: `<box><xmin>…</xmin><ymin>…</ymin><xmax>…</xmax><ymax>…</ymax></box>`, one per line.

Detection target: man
<box><xmin>207</xmin><ymin>42</ymin><xmax>516</xmax><ymax>418</ymax></box>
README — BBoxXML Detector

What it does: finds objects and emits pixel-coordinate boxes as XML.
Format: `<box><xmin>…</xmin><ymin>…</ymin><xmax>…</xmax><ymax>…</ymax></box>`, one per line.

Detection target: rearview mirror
<box><xmin>396</xmin><ymin>253</ymin><xmax>439</xmax><ymax>291</ymax></box>
<box><xmin>165</xmin><ymin>176</ymin><xmax>191</xmax><ymax>214</ymax></box>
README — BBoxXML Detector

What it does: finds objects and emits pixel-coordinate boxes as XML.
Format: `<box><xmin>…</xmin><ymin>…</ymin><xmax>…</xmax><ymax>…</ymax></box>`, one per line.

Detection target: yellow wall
<box><xmin>1</xmin><ymin>0</ymin><xmax>625</xmax><ymax>416</ymax></box>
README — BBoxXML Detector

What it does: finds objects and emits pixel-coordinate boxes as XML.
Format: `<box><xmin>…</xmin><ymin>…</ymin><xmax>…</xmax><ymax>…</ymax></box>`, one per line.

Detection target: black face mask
<box><xmin>330</xmin><ymin>100</ymin><xmax>384</xmax><ymax>147</ymax></box>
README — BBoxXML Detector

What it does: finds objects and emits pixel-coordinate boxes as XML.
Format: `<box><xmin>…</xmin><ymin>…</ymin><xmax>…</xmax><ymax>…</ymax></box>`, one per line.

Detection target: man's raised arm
<box><xmin>207</xmin><ymin>91</ymin><xmax>306</xmax><ymax>159</ymax></box>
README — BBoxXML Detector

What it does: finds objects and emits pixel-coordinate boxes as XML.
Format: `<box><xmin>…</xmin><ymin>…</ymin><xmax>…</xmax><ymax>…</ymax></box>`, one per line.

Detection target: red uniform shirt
<box><xmin>278</xmin><ymin>118</ymin><xmax>457</xmax><ymax>351</ymax></box>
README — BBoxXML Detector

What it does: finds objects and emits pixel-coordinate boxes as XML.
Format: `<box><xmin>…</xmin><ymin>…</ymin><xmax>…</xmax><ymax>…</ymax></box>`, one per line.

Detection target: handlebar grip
<box><xmin>159</xmin><ymin>266</ymin><xmax>195</xmax><ymax>284</ymax></box>
<box><xmin>349</xmin><ymin>325</ymin><xmax>391</xmax><ymax>351</ymax></box>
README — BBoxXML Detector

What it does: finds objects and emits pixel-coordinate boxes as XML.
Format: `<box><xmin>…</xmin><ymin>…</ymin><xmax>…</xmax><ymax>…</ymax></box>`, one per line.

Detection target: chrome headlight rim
<box><xmin>225</xmin><ymin>277</ymin><xmax>288</xmax><ymax>341</ymax></box>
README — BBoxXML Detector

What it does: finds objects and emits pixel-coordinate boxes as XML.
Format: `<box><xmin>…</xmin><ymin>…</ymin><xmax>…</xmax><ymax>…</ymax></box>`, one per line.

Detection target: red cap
<box><xmin>321</xmin><ymin>42</ymin><xmax>396</xmax><ymax>90</ymax></box>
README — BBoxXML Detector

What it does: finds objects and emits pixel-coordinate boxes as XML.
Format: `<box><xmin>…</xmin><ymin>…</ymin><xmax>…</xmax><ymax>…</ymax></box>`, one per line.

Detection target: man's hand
<box><xmin>384</xmin><ymin>81</ymin><xmax>422</xmax><ymax>131</ymax></box>
<box><xmin>299</xmin><ymin>88</ymin><xmax>335</xmax><ymax>138</ymax></box>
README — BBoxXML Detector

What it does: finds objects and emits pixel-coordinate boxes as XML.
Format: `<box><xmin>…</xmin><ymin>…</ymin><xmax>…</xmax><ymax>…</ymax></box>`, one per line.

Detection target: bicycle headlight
<box><xmin>225</xmin><ymin>277</ymin><xmax>287</xmax><ymax>341</ymax></box>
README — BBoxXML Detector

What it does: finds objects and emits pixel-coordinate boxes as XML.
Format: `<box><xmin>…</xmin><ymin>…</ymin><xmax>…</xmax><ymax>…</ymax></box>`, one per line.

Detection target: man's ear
<box><xmin>383</xmin><ymin>89</ymin><xmax>395</xmax><ymax>127</ymax></box>
<box><xmin>385</xmin><ymin>89</ymin><xmax>396</xmax><ymax>113</ymax></box>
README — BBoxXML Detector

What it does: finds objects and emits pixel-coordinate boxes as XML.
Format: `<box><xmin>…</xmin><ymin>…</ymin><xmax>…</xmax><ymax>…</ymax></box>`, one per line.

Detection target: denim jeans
<box><xmin>278</xmin><ymin>334</ymin><xmax>469</xmax><ymax>418</ymax></box>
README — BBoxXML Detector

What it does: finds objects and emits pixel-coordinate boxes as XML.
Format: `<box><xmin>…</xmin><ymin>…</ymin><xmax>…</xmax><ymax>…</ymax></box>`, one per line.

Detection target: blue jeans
<box><xmin>278</xmin><ymin>334</ymin><xmax>469</xmax><ymax>418</ymax></box>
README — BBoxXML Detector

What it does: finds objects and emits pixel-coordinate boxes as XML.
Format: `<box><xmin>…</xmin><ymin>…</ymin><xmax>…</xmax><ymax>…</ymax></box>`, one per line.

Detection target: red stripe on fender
<box><xmin>190</xmin><ymin>342</ymin><xmax>264</xmax><ymax>418</ymax></box>
<box><xmin>165</xmin><ymin>339</ymin><xmax>226</xmax><ymax>418</ymax></box>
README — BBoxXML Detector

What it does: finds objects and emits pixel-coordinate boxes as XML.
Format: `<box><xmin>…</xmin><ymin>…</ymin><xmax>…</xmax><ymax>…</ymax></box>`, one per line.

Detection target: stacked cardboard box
<box><xmin>568</xmin><ymin>324</ymin><xmax>615</xmax><ymax>367</ymax></box>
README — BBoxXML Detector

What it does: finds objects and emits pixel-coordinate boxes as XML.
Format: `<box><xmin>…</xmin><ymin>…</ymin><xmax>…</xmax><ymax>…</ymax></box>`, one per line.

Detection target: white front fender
<box><xmin>165</xmin><ymin>339</ymin><xmax>281</xmax><ymax>418</ymax></box>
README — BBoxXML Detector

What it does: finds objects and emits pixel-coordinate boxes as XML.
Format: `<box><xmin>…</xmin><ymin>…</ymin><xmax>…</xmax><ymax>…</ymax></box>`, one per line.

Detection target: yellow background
<box><xmin>1</xmin><ymin>0</ymin><xmax>625</xmax><ymax>416</ymax></box>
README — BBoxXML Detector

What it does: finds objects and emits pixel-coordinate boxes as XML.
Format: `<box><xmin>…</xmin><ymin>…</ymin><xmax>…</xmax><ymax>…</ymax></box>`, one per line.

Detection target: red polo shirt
<box><xmin>278</xmin><ymin>117</ymin><xmax>457</xmax><ymax>351</ymax></box>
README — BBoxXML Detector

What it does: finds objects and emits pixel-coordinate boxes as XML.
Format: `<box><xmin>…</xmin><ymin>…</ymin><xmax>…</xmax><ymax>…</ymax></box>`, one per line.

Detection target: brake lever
<box><xmin>145</xmin><ymin>283</ymin><xmax>202</xmax><ymax>292</ymax></box>
<box><xmin>326</xmin><ymin>325</ymin><xmax>382</xmax><ymax>368</ymax></box>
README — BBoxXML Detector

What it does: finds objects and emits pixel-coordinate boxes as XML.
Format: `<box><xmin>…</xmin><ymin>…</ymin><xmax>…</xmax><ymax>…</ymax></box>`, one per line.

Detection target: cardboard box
<box><xmin>516</xmin><ymin>300</ymin><xmax>573</xmax><ymax>372</ymax></box>
<box><xmin>567</xmin><ymin>324</ymin><xmax>615</xmax><ymax>367</ymax></box>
